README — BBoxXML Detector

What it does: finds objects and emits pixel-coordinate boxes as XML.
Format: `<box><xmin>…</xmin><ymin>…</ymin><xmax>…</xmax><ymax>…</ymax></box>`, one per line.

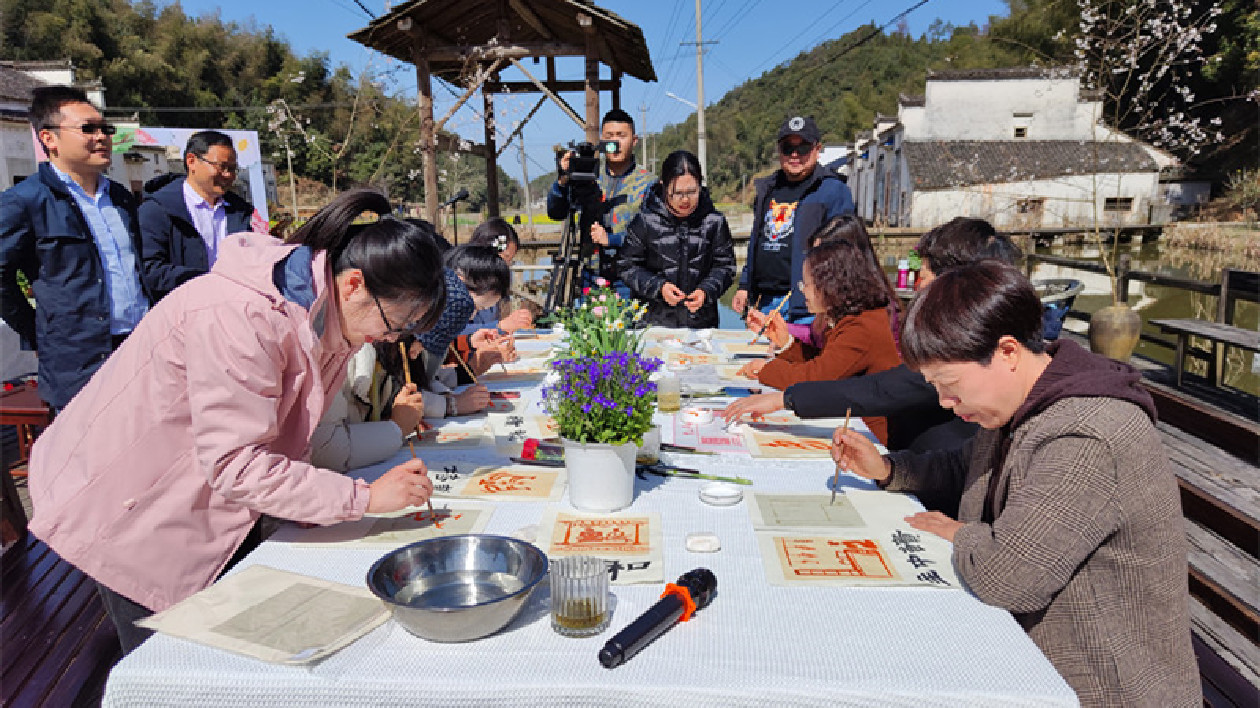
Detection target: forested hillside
<box><xmin>652</xmin><ymin>0</ymin><xmax>1258</xmax><ymax>200</ymax></box>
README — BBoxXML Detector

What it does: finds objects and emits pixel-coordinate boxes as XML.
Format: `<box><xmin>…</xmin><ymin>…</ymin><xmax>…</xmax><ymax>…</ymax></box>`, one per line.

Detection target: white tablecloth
<box><xmin>102</xmin><ymin>331</ymin><xmax>1078</xmax><ymax>707</ymax></box>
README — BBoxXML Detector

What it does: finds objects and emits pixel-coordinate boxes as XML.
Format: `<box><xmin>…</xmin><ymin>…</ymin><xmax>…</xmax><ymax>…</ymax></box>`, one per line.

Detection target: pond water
<box><xmin>521</xmin><ymin>234</ymin><xmax>1259</xmax><ymax>395</ymax></box>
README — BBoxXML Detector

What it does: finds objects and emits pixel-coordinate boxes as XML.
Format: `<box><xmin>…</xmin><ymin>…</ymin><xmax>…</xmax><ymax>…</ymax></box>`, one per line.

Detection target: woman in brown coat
<box><xmin>834</xmin><ymin>262</ymin><xmax>1199</xmax><ymax>707</ymax></box>
<box><xmin>739</xmin><ymin>238</ymin><xmax>901</xmax><ymax>443</ymax></box>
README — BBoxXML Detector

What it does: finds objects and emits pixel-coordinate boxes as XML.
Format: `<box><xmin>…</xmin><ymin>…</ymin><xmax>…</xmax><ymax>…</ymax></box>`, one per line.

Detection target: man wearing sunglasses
<box><xmin>732</xmin><ymin>114</ymin><xmax>853</xmax><ymax>323</ymax></box>
<box><xmin>138</xmin><ymin>130</ymin><xmax>267</xmax><ymax>301</ymax></box>
<box><xmin>0</xmin><ymin>85</ymin><xmax>152</xmax><ymax>412</ymax></box>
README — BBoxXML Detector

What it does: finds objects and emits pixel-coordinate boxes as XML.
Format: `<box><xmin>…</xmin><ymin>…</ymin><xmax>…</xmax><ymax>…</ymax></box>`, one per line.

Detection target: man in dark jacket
<box><xmin>139</xmin><ymin>130</ymin><xmax>265</xmax><ymax>301</ymax></box>
<box><xmin>732</xmin><ymin>115</ymin><xmax>854</xmax><ymax>323</ymax></box>
<box><xmin>0</xmin><ymin>86</ymin><xmax>151</xmax><ymax>411</ymax></box>
<box><xmin>724</xmin><ymin>218</ymin><xmax>1021</xmax><ymax>454</ymax></box>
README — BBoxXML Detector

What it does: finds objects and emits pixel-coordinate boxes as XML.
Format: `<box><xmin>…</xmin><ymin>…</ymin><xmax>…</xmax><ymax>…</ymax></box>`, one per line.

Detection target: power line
<box><xmin>794</xmin><ymin>0</ymin><xmax>930</xmax><ymax>80</ymax></box>
<box><xmin>321</xmin><ymin>0</ymin><xmax>371</xmax><ymax>20</ymax></box>
<box><xmin>351</xmin><ymin>0</ymin><xmax>376</xmax><ymax>18</ymax></box>
<box><xmin>647</xmin><ymin>0</ymin><xmax>694</xmax><ymax>115</ymax></box>
<box><xmin>804</xmin><ymin>0</ymin><xmax>875</xmax><ymax>52</ymax></box>
<box><xmin>709</xmin><ymin>0</ymin><xmax>763</xmax><ymax>40</ymax></box>
<box><xmin>102</xmin><ymin>102</ymin><xmax>355</xmax><ymax>113</ymax></box>
<box><xmin>745</xmin><ymin>0</ymin><xmax>858</xmax><ymax>77</ymax></box>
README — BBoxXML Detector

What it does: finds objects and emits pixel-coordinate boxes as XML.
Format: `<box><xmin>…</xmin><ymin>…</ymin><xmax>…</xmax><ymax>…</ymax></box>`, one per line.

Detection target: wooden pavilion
<box><xmin>347</xmin><ymin>0</ymin><xmax>656</xmax><ymax>224</ymax></box>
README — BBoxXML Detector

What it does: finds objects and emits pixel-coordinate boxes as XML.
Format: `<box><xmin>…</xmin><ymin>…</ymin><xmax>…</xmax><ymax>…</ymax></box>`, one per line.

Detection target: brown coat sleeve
<box><xmin>757</xmin><ymin>309</ymin><xmax>900</xmax><ymax>442</ymax></box>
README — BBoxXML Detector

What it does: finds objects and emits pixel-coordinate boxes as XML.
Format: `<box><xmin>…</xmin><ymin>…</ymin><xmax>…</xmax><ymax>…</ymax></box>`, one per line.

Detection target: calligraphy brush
<box><xmin>659</xmin><ymin>442</ymin><xmax>716</xmax><ymax>455</ymax></box>
<box><xmin>400</xmin><ymin>341</ymin><xmax>436</xmax><ymax>519</ymax></box>
<box><xmin>497</xmin><ymin>333</ymin><xmax>511</xmax><ymax>373</ymax></box>
<box><xmin>448</xmin><ymin>342</ymin><xmax>479</xmax><ymax>384</ymax></box>
<box><xmin>636</xmin><ymin>464</ymin><xmax>752</xmax><ymax>486</ymax></box>
<box><xmin>749</xmin><ymin>293</ymin><xmax>791</xmax><ymax>345</ymax></box>
<box><xmin>830</xmin><ymin>407</ymin><xmax>852</xmax><ymax>505</ymax></box>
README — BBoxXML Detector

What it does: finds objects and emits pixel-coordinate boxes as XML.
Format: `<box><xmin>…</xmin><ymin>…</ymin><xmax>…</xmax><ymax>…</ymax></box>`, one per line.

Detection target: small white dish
<box><xmin>699</xmin><ymin>482</ymin><xmax>743</xmax><ymax>506</ymax></box>
<box><xmin>685</xmin><ymin>531</ymin><xmax>721</xmax><ymax>553</ymax></box>
<box><xmin>681</xmin><ymin>406</ymin><xmax>714</xmax><ymax>425</ymax></box>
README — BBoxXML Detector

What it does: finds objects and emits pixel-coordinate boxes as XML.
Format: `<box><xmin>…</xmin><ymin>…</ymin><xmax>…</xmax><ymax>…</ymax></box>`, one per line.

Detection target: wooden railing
<box><xmin>1024</xmin><ymin>254</ymin><xmax>1259</xmax><ymax>363</ymax></box>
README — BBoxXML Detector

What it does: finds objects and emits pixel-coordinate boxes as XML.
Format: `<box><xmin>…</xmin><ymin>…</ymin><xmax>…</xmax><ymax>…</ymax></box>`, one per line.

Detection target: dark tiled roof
<box><xmin>0</xmin><ymin>66</ymin><xmax>44</xmax><ymax>103</ymax></box>
<box><xmin>0</xmin><ymin>59</ymin><xmax>72</xmax><ymax>71</ymax></box>
<box><xmin>927</xmin><ymin>67</ymin><xmax>1075</xmax><ymax>82</ymax></box>
<box><xmin>898</xmin><ymin>93</ymin><xmax>924</xmax><ymax>107</ymax></box>
<box><xmin>903</xmin><ymin>140</ymin><xmax>1159</xmax><ymax>190</ymax></box>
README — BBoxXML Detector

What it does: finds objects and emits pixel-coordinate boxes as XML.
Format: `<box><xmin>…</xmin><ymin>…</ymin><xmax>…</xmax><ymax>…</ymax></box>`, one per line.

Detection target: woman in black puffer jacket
<box><xmin>617</xmin><ymin>150</ymin><xmax>736</xmax><ymax>328</ymax></box>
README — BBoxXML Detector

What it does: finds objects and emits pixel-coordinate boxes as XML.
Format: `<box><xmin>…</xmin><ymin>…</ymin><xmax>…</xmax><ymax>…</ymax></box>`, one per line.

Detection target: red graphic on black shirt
<box><xmin>761</xmin><ymin>199</ymin><xmax>798</xmax><ymax>253</ymax></box>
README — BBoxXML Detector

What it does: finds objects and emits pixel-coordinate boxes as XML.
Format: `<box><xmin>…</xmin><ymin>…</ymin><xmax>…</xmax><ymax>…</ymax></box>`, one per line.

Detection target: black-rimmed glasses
<box><xmin>367</xmin><ymin>288</ymin><xmax>412</xmax><ymax>338</ymax></box>
<box><xmin>346</xmin><ymin>257</ymin><xmax>420</xmax><ymax>338</ymax></box>
<box><xmin>52</xmin><ymin>122</ymin><xmax>117</xmax><ymax>137</ymax></box>
<box><xmin>195</xmin><ymin>153</ymin><xmax>239</xmax><ymax>175</ymax></box>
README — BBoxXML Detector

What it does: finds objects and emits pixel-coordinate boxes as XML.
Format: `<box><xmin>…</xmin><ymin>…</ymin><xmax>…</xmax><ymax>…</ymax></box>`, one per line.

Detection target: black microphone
<box><xmin>598</xmin><ymin>568</ymin><xmax>716</xmax><ymax>669</ymax></box>
<box><xmin>441</xmin><ymin>188</ymin><xmax>469</xmax><ymax>208</ymax></box>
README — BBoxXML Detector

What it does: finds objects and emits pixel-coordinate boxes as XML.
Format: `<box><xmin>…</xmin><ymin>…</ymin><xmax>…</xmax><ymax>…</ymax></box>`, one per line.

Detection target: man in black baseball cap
<box><xmin>733</xmin><ymin>114</ymin><xmax>853</xmax><ymax>322</ymax></box>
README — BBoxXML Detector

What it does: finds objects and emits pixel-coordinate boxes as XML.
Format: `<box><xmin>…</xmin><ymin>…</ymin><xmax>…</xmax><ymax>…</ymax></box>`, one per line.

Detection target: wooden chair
<box><xmin>0</xmin><ymin>380</ymin><xmax>53</xmax><ymax>469</ymax></box>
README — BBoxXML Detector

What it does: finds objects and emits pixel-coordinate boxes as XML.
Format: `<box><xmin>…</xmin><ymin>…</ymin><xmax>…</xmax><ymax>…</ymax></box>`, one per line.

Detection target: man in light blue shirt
<box><xmin>0</xmin><ymin>86</ymin><xmax>152</xmax><ymax>410</ymax></box>
<box><xmin>48</xmin><ymin>161</ymin><xmax>149</xmax><ymax>334</ymax></box>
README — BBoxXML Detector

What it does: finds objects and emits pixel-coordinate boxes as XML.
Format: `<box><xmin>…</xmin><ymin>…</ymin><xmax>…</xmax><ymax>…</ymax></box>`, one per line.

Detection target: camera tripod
<box><xmin>544</xmin><ymin>210</ymin><xmax>585</xmax><ymax>312</ymax></box>
<box><xmin>543</xmin><ymin>189</ymin><xmax>602</xmax><ymax>312</ymax></box>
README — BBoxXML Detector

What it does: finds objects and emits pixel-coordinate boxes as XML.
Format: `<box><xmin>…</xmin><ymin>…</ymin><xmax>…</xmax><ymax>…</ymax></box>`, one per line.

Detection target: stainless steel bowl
<box><xmin>366</xmin><ymin>534</ymin><xmax>548</xmax><ymax>642</ymax></box>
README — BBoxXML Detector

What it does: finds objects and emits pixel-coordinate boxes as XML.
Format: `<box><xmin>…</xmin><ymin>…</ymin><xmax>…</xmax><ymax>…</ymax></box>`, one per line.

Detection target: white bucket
<box><xmin>563</xmin><ymin>439</ymin><xmax>637</xmax><ymax>512</ymax></box>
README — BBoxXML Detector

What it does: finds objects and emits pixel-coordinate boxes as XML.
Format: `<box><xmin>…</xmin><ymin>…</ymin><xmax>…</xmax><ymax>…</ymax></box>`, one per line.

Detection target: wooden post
<box><xmin>483</xmin><ymin>73</ymin><xmax>500</xmax><ymax>218</ymax></box>
<box><xmin>581</xmin><ymin>14</ymin><xmax>599</xmax><ymax>144</ymax></box>
<box><xmin>612</xmin><ymin>69</ymin><xmax>622</xmax><ymax>110</ymax></box>
<box><xmin>415</xmin><ymin>46</ymin><xmax>439</xmax><ymax>227</ymax></box>
<box><xmin>1117</xmin><ymin>253</ymin><xmax>1131</xmax><ymax>305</ymax></box>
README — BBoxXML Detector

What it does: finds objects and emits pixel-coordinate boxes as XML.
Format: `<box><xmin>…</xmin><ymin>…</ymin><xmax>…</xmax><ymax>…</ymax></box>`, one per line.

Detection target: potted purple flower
<box><xmin>542</xmin><ymin>349</ymin><xmax>661</xmax><ymax>512</ymax></box>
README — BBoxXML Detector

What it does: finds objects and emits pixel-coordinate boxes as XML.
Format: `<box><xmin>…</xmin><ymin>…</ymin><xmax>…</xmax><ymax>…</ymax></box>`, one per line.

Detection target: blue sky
<box><xmin>172</xmin><ymin>0</ymin><xmax>1010</xmax><ymax>185</ymax></box>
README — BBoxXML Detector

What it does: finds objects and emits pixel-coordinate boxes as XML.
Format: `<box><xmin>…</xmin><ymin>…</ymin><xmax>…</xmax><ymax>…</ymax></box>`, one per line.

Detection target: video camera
<box><xmin>559</xmin><ymin>140</ymin><xmax>619</xmax><ymax>183</ymax></box>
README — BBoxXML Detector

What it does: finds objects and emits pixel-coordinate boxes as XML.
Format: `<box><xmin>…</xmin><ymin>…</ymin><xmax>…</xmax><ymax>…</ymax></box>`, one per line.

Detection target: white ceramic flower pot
<box><xmin>563</xmin><ymin>438</ymin><xmax>637</xmax><ymax>512</ymax></box>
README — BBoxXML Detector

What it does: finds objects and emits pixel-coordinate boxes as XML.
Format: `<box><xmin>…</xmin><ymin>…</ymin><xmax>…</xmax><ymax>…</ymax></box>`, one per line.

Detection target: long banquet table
<box><xmin>102</xmin><ymin>329</ymin><xmax>1077</xmax><ymax>707</ymax></box>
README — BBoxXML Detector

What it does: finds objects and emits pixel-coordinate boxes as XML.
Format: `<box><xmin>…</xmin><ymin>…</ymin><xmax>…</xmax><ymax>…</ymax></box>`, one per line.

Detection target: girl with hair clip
<box><xmin>26</xmin><ymin>189</ymin><xmax>446</xmax><ymax>652</ymax></box>
<box><xmin>444</xmin><ymin>244</ymin><xmax>517</xmax><ymax>378</ymax></box>
<box><xmin>617</xmin><ymin>150</ymin><xmax>736</xmax><ymax>328</ymax></box>
<box><xmin>465</xmin><ymin>218</ymin><xmax>534</xmax><ymax>333</ymax></box>
<box><xmin>737</xmin><ymin>238</ymin><xmax>901</xmax><ymax>443</ymax></box>
<box><xmin>746</xmin><ymin>214</ymin><xmax>900</xmax><ymax>349</ymax></box>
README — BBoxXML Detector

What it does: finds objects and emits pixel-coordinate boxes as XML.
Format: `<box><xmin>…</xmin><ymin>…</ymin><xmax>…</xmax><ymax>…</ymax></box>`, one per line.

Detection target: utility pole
<box><xmin>284</xmin><ymin>131</ymin><xmax>298</xmax><ymax>219</ymax></box>
<box><xmin>694</xmin><ymin>0</ymin><xmax>707</xmax><ymax>182</ymax></box>
<box><xmin>639</xmin><ymin>104</ymin><xmax>648</xmax><ymax>166</ymax></box>
<box><xmin>681</xmin><ymin>1</ymin><xmax>716</xmax><ymax>182</ymax></box>
<box><xmin>516</xmin><ymin>121</ymin><xmax>535</xmax><ymax>235</ymax></box>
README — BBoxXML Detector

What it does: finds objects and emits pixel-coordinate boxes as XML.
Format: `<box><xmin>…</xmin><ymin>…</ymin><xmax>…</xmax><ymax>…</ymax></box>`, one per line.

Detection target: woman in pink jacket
<box><xmin>27</xmin><ymin>189</ymin><xmax>445</xmax><ymax>652</ymax></box>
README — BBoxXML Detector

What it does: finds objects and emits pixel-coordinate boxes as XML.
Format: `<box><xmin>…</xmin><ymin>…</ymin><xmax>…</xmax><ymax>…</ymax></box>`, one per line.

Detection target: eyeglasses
<box><xmin>367</xmin><ymin>288</ymin><xmax>413</xmax><ymax>338</ymax></box>
<box><xmin>779</xmin><ymin>141</ymin><xmax>814</xmax><ymax>157</ymax></box>
<box><xmin>194</xmin><ymin>153</ymin><xmax>239</xmax><ymax>175</ymax></box>
<box><xmin>346</xmin><ymin>257</ymin><xmax>422</xmax><ymax>338</ymax></box>
<box><xmin>668</xmin><ymin>188</ymin><xmax>700</xmax><ymax>200</ymax></box>
<box><xmin>52</xmin><ymin>122</ymin><xmax>117</xmax><ymax>137</ymax></box>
